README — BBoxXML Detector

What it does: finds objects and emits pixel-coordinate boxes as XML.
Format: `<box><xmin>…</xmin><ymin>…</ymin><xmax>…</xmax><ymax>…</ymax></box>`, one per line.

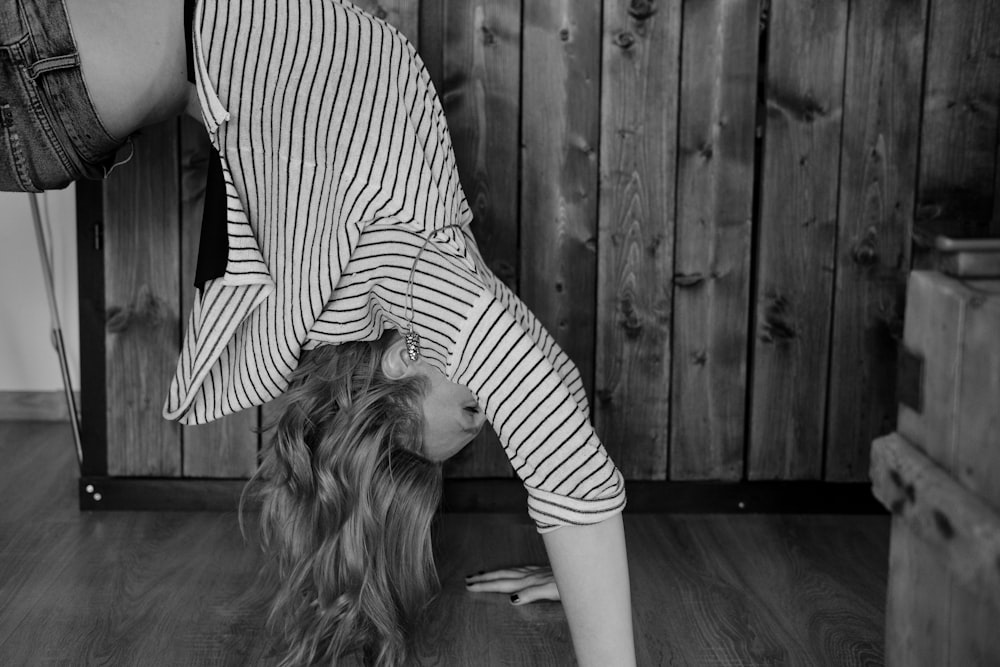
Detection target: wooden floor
<box><xmin>0</xmin><ymin>422</ymin><xmax>889</xmax><ymax>666</ymax></box>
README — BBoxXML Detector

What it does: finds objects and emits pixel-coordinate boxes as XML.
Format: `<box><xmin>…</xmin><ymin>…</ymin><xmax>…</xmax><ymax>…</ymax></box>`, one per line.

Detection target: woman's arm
<box><xmin>542</xmin><ymin>514</ymin><xmax>636</xmax><ymax>667</ymax></box>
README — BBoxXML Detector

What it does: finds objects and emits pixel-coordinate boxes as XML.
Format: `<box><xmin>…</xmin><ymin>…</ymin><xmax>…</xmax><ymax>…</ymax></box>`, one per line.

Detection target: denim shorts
<box><xmin>0</xmin><ymin>0</ymin><xmax>124</xmax><ymax>192</ymax></box>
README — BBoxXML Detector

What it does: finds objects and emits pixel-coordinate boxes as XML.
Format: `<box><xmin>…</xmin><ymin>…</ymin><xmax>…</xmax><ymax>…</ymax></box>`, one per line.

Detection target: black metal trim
<box><xmin>897</xmin><ymin>345</ymin><xmax>925</xmax><ymax>415</ymax></box>
<box><xmin>76</xmin><ymin>181</ymin><xmax>107</xmax><ymax>477</ymax></box>
<box><xmin>79</xmin><ymin>477</ymin><xmax>884</xmax><ymax>514</ymax></box>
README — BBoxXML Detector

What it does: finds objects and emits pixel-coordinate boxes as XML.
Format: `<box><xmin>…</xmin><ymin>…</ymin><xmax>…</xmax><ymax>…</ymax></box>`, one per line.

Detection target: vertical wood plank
<box><xmin>896</xmin><ymin>272</ymin><xmax>965</xmax><ymax>469</ymax></box>
<box><xmin>885</xmin><ymin>520</ymin><xmax>950</xmax><ymax>667</ymax></box>
<box><xmin>952</xmin><ymin>280</ymin><xmax>1000</xmax><ymax>512</ymax></box>
<box><xmin>178</xmin><ymin>117</ymin><xmax>259</xmax><ymax>478</ymax></box>
<box><xmin>916</xmin><ymin>0</ymin><xmax>1000</xmax><ymax>234</ymax></box>
<box><xmin>824</xmin><ymin>0</ymin><xmax>929</xmax><ymax>481</ymax></box>
<box><xmin>947</xmin><ymin>574</ymin><xmax>1000</xmax><ymax>667</ymax></box>
<box><xmin>521</xmin><ymin>0</ymin><xmax>602</xmax><ymax>402</ymax></box>
<box><xmin>748</xmin><ymin>0</ymin><xmax>848</xmax><ymax>480</ymax></box>
<box><xmin>441</xmin><ymin>0</ymin><xmax>521</xmax><ymax>291</ymax></box>
<box><xmin>887</xmin><ymin>520</ymin><xmax>1000</xmax><ymax>667</ymax></box>
<box><xmin>351</xmin><ymin>0</ymin><xmax>420</xmax><ymax>45</ymax></box>
<box><xmin>435</xmin><ymin>0</ymin><xmax>521</xmax><ymax>478</ymax></box>
<box><xmin>104</xmin><ymin>121</ymin><xmax>182</xmax><ymax>476</ymax></box>
<box><xmin>595</xmin><ymin>0</ymin><xmax>681</xmax><ymax>479</ymax></box>
<box><xmin>418</xmin><ymin>0</ymin><xmax>444</xmax><ymax>85</ymax></box>
<box><xmin>670</xmin><ymin>0</ymin><xmax>759</xmax><ymax>481</ymax></box>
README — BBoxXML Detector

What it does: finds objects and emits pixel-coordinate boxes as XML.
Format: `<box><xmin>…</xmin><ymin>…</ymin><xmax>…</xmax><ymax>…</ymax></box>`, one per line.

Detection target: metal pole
<box><xmin>28</xmin><ymin>193</ymin><xmax>84</xmax><ymax>470</ymax></box>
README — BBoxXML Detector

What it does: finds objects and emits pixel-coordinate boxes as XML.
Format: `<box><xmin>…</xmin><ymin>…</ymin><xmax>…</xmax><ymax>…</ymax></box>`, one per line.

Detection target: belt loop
<box><xmin>26</xmin><ymin>52</ymin><xmax>80</xmax><ymax>80</ymax></box>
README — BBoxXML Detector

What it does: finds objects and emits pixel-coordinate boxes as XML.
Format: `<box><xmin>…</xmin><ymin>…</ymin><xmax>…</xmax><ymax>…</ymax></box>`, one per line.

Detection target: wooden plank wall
<box><xmin>670</xmin><ymin>0</ymin><xmax>759</xmax><ymax>481</ymax></box>
<box><xmin>99</xmin><ymin>0</ymin><xmax>1000</xmax><ymax>483</ymax></box>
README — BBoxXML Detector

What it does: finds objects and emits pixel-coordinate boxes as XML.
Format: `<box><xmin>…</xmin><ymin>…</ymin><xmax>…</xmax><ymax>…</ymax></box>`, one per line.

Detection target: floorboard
<box><xmin>0</xmin><ymin>422</ymin><xmax>888</xmax><ymax>666</ymax></box>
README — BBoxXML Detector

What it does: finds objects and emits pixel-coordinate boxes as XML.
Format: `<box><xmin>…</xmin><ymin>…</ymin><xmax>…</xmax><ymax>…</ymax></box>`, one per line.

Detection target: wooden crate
<box><xmin>871</xmin><ymin>270</ymin><xmax>1000</xmax><ymax>666</ymax></box>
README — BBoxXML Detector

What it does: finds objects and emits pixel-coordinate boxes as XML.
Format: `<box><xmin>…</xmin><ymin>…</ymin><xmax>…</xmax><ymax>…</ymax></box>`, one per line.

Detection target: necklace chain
<box><xmin>403</xmin><ymin>224</ymin><xmax>466</xmax><ymax>360</ymax></box>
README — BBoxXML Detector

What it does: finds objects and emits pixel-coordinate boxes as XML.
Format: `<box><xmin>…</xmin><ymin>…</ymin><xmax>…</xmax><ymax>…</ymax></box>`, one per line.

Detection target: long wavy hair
<box><xmin>243</xmin><ymin>332</ymin><xmax>442</xmax><ymax>666</ymax></box>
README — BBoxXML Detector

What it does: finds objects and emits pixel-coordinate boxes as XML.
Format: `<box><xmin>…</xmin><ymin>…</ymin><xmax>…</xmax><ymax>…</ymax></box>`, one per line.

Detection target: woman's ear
<box><xmin>382</xmin><ymin>335</ymin><xmax>418</xmax><ymax>379</ymax></box>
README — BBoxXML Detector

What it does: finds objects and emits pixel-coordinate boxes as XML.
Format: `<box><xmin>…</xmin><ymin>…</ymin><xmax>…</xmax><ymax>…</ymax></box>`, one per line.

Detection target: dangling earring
<box><xmin>404</xmin><ymin>325</ymin><xmax>421</xmax><ymax>361</ymax></box>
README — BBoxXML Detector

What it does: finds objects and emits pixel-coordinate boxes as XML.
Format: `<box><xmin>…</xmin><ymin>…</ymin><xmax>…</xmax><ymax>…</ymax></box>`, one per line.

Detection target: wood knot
<box><xmin>759</xmin><ymin>293</ymin><xmax>797</xmax><ymax>343</ymax></box>
<box><xmin>851</xmin><ymin>226</ymin><xmax>879</xmax><ymax>266</ymax></box>
<box><xmin>673</xmin><ymin>272</ymin><xmax>705</xmax><ymax>288</ymax></box>
<box><xmin>559</xmin><ymin>28</ymin><xmax>570</xmax><ymax>42</ymax></box>
<box><xmin>690</xmin><ymin>349</ymin><xmax>707</xmax><ymax>366</ymax></box>
<box><xmin>619</xmin><ymin>296</ymin><xmax>643</xmax><ymax>339</ymax></box>
<box><xmin>647</xmin><ymin>233</ymin><xmax>665</xmax><ymax>256</ymax></box>
<box><xmin>480</xmin><ymin>25</ymin><xmax>495</xmax><ymax>46</ymax></box>
<box><xmin>628</xmin><ymin>0</ymin><xmax>657</xmax><ymax>22</ymax></box>
<box><xmin>106</xmin><ymin>286</ymin><xmax>165</xmax><ymax>333</ymax></box>
<box><xmin>932</xmin><ymin>510</ymin><xmax>954</xmax><ymax>539</ymax></box>
<box><xmin>614</xmin><ymin>31</ymin><xmax>636</xmax><ymax>49</ymax></box>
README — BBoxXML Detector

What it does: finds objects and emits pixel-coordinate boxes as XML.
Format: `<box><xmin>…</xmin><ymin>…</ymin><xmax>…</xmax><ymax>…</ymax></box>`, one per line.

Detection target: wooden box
<box><xmin>870</xmin><ymin>270</ymin><xmax>1000</xmax><ymax>666</ymax></box>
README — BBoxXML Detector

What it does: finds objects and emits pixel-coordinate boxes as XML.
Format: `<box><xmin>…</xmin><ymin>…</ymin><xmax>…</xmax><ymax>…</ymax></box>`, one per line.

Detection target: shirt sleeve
<box><xmin>477</xmin><ymin>269</ymin><xmax>591</xmax><ymax>417</ymax></box>
<box><xmin>446</xmin><ymin>291</ymin><xmax>626</xmax><ymax>532</ymax></box>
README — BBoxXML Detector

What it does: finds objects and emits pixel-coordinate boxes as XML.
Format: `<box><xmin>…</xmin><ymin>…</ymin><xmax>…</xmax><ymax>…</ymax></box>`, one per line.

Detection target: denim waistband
<box><xmin>0</xmin><ymin>0</ymin><xmax>124</xmax><ymax>189</ymax></box>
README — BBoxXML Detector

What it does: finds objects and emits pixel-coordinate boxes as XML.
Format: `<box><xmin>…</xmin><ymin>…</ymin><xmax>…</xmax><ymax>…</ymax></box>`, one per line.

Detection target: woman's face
<box><xmin>414</xmin><ymin>360</ymin><xmax>486</xmax><ymax>461</ymax></box>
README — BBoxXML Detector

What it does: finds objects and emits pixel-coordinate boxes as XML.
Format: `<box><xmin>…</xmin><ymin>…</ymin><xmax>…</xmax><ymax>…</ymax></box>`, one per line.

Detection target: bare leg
<box><xmin>63</xmin><ymin>0</ymin><xmax>191</xmax><ymax>139</ymax></box>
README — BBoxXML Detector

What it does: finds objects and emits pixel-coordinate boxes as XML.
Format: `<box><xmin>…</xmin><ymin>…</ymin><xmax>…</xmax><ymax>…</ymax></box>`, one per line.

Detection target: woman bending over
<box><xmin>2</xmin><ymin>0</ymin><xmax>636</xmax><ymax>665</ymax></box>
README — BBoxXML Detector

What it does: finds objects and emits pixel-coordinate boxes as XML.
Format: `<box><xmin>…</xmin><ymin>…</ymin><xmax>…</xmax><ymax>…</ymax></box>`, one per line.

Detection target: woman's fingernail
<box><xmin>510</xmin><ymin>594</ymin><xmax>519</xmax><ymax>604</ymax></box>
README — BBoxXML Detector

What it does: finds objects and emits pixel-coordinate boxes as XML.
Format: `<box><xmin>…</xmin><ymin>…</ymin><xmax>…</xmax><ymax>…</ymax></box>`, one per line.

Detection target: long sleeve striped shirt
<box><xmin>166</xmin><ymin>0</ymin><xmax>625</xmax><ymax>531</ymax></box>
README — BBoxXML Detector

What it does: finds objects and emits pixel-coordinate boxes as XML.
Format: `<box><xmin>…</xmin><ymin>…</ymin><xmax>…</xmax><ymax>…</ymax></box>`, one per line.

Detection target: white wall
<box><xmin>0</xmin><ymin>187</ymin><xmax>80</xmax><ymax>391</ymax></box>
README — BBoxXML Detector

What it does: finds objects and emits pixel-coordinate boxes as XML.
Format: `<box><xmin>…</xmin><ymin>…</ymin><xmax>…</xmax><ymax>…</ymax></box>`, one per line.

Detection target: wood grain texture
<box><xmin>440</xmin><ymin>0</ymin><xmax>520</xmax><ymax>291</ymax></box>
<box><xmin>438</xmin><ymin>0</ymin><xmax>521</xmax><ymax>478</ymax></box>
<box><xmin>178</xmin><ymin>117</ymin><xmax>259</xmax><ymax>478</ymax></box>
<box><xmin>895</xmin><ymin>271</ymin><xmax>964</xmax><ymax>465</ymax></box>
<box><xmin>871</xmin><ymin>433</ymin><xmax>1000</xmax><ymax>600</ymax></box>
<box><xmin>595</xmin><ymin>0</ymin><xmax>682</xmax><ymax>480</ymax></box>
<box><xmin>824</xmin><ymin>0</ymin><xmax>929</xmax><ymax>482</ymax></box>
<box><xmin>748</xmin><ymin>0</ymin><xmax>848</xmax><ymax>480</ymax></box>
<box><xmin>951</xmin><ymin>278</ymin><xmax>1000</xmax><ymax>511</ymax></box>
<box><xmin>895</xmin><ymin>272</ymin><xmax>1000</xmax><ymax>498</ymax></box>
<box><xmin>418</xmin><ymin>0</ymin><xmax>444</xmax><ymax>84</ymax></box>
<box><xmin>884</xmin><ymin>521</ymin><xmax>949</xmax><ymax>667</ymax></box>
<box><xmin>0</xmin><ymin>423</ymin><xmax>889</xmax><ymax>666</ymax></box>
<box><xmin>104</xmin><ymin>121</ymin><xmax>182</xmax><ymax>476</ymax></box>
<box><xmin>701</xmin><ymin>514</ymin><xmax>888</xmax><ymax>666</ymax></box>
<box><xmin>885</xmin><ymin>518</ymin><xmax>1000</xmax><ymax>667</ymax></box>
<box><xmin>521</xmin><ymin>0</ymin><xmax>602</xmax><ymax>402</ymax></box>
<box><xmin>916</xmin><ymin>0</ymin><xmax>1000</xmax><ymax>233</ymax></box>
<box><xmin>350</xmin><ymin>0</ymin><xmax>419</xmax><ymax>46</ymax></box>
<box><xmin>670</xmin><ymin>0</ymin><xmax>759</xmax><ymax>481</ymax></box>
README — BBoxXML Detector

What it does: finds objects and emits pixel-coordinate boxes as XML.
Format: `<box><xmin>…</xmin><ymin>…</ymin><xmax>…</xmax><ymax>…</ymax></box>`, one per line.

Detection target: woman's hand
<box><xmin>464</xmin><ymin>565</ymin><xmax>560</xmax><ymax>605</ymax></box>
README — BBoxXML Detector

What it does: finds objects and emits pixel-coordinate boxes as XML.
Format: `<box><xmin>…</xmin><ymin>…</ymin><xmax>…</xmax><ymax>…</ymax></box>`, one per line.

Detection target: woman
<box><xmin>2</xmin><ymin>0</ymin><xmax>636</xmax><ymax>665</ymax></box>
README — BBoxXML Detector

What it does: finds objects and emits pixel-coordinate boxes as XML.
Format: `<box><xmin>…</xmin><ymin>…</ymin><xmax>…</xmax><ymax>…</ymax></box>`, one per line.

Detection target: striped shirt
<box><xmin>166</xmin><ymin>0</ymin><xmax>625</xmax><ymax>531</ymax></box>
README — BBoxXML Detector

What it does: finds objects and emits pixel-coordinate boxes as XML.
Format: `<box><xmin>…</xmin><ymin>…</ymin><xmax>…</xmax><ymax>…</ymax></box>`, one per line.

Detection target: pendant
<box><xmin>404</xmin><ymin>326</ymin><xmax>421</xmax><ymax>361</ymax></box>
